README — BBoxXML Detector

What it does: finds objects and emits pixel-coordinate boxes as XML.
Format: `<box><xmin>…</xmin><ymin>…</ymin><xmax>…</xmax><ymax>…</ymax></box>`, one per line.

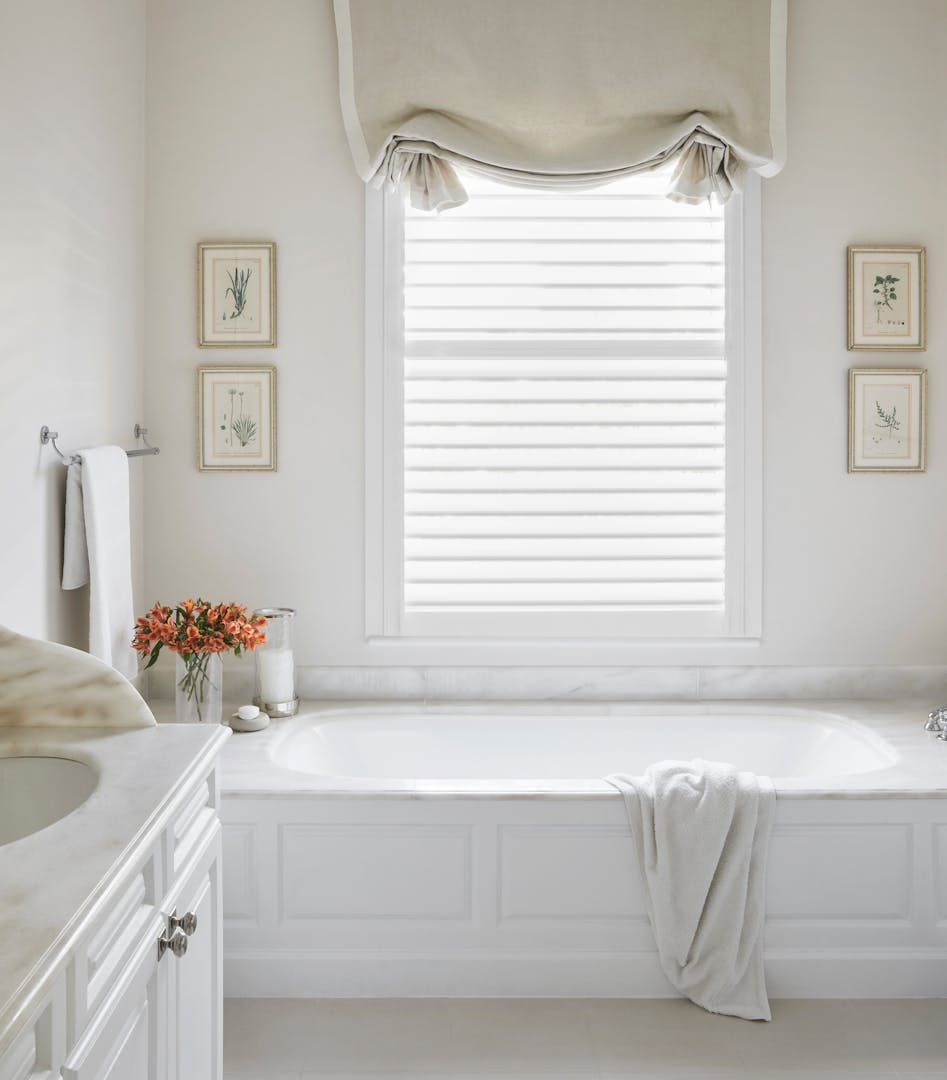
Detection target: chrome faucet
<box><xmin>925</xmin><ymin>707</ymin><xmax>947</xmax><ymax>739</ymax></box>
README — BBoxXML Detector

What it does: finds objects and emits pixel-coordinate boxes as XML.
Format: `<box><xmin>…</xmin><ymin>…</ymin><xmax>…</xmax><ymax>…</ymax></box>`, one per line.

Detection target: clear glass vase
<box><xmin>175</xmin><ymin>652</ymin><xmax>223</xmax><ymax>724</ymax></box>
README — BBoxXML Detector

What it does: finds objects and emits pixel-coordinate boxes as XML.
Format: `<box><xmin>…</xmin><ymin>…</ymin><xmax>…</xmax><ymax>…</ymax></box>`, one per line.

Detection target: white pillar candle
<box><xmin>257</xmin><ymin>648</ymin><xmax>295</xmax><ymax>703</ymax></box>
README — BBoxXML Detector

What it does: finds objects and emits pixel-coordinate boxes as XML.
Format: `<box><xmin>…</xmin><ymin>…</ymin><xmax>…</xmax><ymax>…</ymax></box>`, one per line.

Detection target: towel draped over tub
<box><xmin>607</xmin><ymin>760</ymin><xmax>775</xmax><ymax>1020</ymax></box>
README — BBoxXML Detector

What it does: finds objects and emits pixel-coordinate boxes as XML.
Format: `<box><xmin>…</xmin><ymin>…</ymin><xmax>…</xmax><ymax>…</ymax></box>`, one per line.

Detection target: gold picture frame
<box><xmin>197</xmin><ymin>365</ymin><xmax>277</xmax><ymax>472</ymax></box>
<box><xmin>848</xmin><ymin>367</ymin><xmax>926</xmax><ymax>473</ymax></box>
<box><xmin>197</xmin><ymin>241</ymin><xmax>277</xmax><ymax>347</ymax></box>
<box><xmin>847</xmin><ymin>245</ymin><xmax>926</xmax><ymax>351</ymax></box>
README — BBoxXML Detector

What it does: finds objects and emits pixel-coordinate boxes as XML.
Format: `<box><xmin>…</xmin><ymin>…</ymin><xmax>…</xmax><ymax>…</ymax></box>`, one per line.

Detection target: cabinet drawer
<box><xmin>170</xmin><ymin>776</ymin><xmax>216</xmax><ymax>875</ymax></box>
<box><xmin>62</xmin><ymin>916</ymin><xmax>164</xmax><ymax>1080</ymax></box>
<box><xmin>1</xmin><ymin>980</ymin><xmax>67</xmax><ymax>1080</ymax></box>
<box><xmin>81</xmin><ymin>871</ymin><xmax>157</xmax><ymax>1019</ymax></box>
<box><xmin>0</xmin><ymin>1027</ymin><xmax>37</xmax><ymax>1080</ymax></box>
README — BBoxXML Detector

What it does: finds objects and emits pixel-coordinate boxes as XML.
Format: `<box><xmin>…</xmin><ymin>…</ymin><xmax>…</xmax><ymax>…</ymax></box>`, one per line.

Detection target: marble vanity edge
<box><xmin>146</xmin><ymin>663</ymin><xmax>947</xmax><ymax>703</ymax></box>
<box><xmin>0</xmin><ymin>725</ymin><xmax>229</xmax><ymax>1061</ymax></box>
<box><xmin>0</xmin><ymin>627</ymin><xmax>154</xmax><ymax>728</ymax></box>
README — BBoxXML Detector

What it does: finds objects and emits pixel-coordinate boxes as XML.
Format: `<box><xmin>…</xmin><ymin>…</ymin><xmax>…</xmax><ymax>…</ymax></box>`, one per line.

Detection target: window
<box><xmin>366</xmin><ymin>170</ymin><xmax>760</xmax><ymax>640</ymax></box>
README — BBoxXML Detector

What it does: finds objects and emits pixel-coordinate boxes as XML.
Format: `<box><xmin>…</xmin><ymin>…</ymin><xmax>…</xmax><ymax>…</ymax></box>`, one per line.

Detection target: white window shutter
<box><xmin>400</xmin><ymin>172</ymin><xmax>727</xmax><ymax>616</ymax></box>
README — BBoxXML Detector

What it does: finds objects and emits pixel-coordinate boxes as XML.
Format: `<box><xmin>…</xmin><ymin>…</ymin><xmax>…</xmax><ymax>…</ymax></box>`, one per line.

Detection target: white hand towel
<box><xmin>61</xmin><ymin>446</ymin><xmax>137</xmax><ymax>680</ymax></box>
<box><xmin>607</xmin><ymin>760</ymin><xmax>775</xmax><ymax>1021</ymax></box>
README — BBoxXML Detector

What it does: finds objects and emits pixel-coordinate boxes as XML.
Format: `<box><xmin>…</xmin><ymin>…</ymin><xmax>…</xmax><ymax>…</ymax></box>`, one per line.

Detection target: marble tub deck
<box><xmin>202</xmin><ymin>698</ymin><xmax>947</xmax><ymax>800</ymax></box>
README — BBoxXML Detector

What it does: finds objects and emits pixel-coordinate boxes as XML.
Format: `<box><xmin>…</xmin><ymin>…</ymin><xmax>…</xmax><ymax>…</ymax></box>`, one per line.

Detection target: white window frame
<box><xmin>365</xmin><ymin>177</ymin><xmax>762</xmax><ymax>642</ymax></box>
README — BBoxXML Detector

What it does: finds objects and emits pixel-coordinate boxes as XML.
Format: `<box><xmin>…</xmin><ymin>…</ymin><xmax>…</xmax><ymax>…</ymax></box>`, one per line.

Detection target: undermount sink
<box><xmin>0</xmin><ymin>756</ymin><xmax>98</xmax><ymax>846</ymax></box>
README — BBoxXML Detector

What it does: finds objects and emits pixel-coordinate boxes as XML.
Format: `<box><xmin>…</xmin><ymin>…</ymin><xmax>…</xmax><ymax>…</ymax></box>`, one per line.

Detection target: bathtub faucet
<box><xmin>925</xmin><ymin>707</ymin><xmax>947</xmax><ymax>738</ymax></box>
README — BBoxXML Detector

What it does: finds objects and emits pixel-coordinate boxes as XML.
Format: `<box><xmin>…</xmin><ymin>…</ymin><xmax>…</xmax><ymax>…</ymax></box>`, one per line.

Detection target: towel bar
<box><xmin>40</xmin><ymin>425</ymin><xmax>160</xmax><ymax>465</ymax></box>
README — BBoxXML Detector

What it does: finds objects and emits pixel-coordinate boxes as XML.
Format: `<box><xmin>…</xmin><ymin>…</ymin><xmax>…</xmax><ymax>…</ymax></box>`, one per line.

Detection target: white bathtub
<box><xmin>219</xmin><ymin>701</ymin><xmax>947</xmax><ymax>999</ymax></box>
<box><xmin>269</xmin><ymin>707</ymin><xmax>896</xmax><ymax>782</ymax></box>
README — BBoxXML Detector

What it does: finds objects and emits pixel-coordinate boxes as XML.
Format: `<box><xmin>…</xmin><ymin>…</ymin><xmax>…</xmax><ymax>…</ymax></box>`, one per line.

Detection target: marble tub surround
<box><xmin>147</xmin><ymin>662</ymin><xmax>947</xmax><ymax>704</ymax></box>
<box><xmin>208</xmin><ymin>699</ymin><xmax>947</xmax><ymax>800</ymax></box>
<box><xmin>0</xmin><ymin>625</ymin><xmax>153</xmax><ymax>727</ymax></box>
<box><xmin>0</xmin><ymin>721</ymin><xmax>229</xmax><ymax>1060</ymax></box>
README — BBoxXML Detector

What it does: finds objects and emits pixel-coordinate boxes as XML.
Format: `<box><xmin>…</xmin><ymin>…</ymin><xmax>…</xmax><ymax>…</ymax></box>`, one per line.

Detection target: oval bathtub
<box><xmin>269</xmin><ymin>706</ymin><xmax>897</xmax><ymax>782</ymax></box>
<box><xmin>220</xmin><ymin>701</ymin><xmax>946</xmax><ymax>1001</ymax></box>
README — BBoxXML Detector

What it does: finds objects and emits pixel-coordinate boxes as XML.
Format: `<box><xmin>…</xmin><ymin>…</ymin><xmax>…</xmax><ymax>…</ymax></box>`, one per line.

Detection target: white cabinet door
<box><xmin>61</xmin><ymin>920</ymin><xmax>167</xmax><ymax>1080</ymax></box>
<box><xmin>167</xmin><ymin>831</ymin><xmax>223</xmax><ymax>1080</ymax></box>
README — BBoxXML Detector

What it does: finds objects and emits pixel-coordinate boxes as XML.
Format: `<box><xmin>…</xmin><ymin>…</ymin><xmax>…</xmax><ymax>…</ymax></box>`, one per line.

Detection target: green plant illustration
<box><xmin>232</xmin><ymin>414</ymin><xmax>257</xmax><ymax>447</ymax></box>
<box><xmin>224</xmin><ymin>265</ymin><xmax>252</xmax><ymax>319</ymax></box>
<box><xmin>230</xmin><ymin>389</ymin><xmax>257</xmax><ymax>448</ymax></box>
<box><xmin>875</xmin><ymin>400</ymin><xmax>901</xmax><ymax>439</ymax></box>
<box><xmin>872</xmin><ymin>273</ymin><xmax>899</xmax><ymax>323</ymax></box>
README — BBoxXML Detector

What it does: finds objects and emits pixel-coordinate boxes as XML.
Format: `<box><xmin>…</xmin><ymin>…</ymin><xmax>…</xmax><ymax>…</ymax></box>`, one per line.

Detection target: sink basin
<box><xmin>0</xmin><ymin>756</ymin><xmax>98</xmax><ymax>846</ymax></box>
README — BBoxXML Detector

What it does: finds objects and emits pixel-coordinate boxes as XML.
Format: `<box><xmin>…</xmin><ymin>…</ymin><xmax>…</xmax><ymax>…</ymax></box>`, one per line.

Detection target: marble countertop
<box><xmin>169</xmin><ymin>698</ymin><xmax>947</xmax><ymax>800</ymax></box>
<box><xmin>0</xmin><ymin>722</ymin><xmax>229</xmax><ymax>1060</ymax></box>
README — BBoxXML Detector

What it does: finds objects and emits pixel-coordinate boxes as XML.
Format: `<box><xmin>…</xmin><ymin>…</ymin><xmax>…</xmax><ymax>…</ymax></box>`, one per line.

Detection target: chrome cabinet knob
<box><xmin>177</xmin><ymin>911</ymin><xmax>198</xmax><ymax>937</ymax></box>
<box><xmin>158</xmin><ymin>928</ymin><xmax>188</xmax><ymax>960</ymax></box>
<box><xmin>166</xmin><ymin>908</ymin><xmax>198</xmax><ymax>937</ymax></box>
<box><xmin>926</xmin><ymin>708</ymin><xmax>947</xmax><ymax>732</ymax></box>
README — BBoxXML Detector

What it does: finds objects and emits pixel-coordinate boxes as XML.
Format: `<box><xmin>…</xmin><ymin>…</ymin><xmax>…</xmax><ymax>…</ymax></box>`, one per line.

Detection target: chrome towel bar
<box><xmin>40</xmin><ymin>424</ymin><xmax>160</xmax><ymax>465</ymax></box>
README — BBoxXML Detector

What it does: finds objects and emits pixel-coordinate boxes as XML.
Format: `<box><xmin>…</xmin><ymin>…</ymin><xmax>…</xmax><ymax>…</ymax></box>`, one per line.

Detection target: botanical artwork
<box><xmin>213</xmin><ymin>258</ymin><xmax>262</xmax><ymax>333</ymax></box>
<box><xmin>861</xmin><ymin>261</ymin><xmax>909</xmax><ymax>337</ymax></box>
<box><xmin>849</xmin><ymin>368</ymin><xmax>926</xmax><ymax>473</ymax></box>
<box><xmin>213</xmin><ymin>380</ymin><xmax>262</xmax><ymax>457</ymax></box>
<box><xmin>848</xmin><ymin>246</ymin><xmax>925</xmax><ymax>350</ymax></box>
<box><xmin>860</xmin><ymin>381</ymin><xmax>911</xmax><ymax>460</ymax></box>
<box><xmin>198</xmin><ymin>242</ymin><xmax>276</xmax><ymax>346</ymax></box>
<box><xmin>198</xmin><ymin>365</ymin><xmax>276</xmax><ymax>471</ymax></box>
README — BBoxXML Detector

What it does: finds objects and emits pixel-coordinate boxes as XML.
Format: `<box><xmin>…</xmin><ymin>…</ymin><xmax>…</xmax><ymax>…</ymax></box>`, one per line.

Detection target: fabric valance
<box><xmin>333</xmin><ymin>0</ymin><xmax>787</xmax><ymax>211</ymax></box>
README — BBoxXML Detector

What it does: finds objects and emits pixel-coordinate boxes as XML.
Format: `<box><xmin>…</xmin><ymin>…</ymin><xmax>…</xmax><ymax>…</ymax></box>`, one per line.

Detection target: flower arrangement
<box><xmin>133</xmin><ymin>599</ymin><xmax>267</xmax><ymax>721</ymax></box>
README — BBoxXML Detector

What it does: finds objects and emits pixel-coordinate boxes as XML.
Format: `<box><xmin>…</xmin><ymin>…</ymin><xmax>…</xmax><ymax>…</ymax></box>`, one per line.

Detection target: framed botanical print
<box><xmin>848</xmin><ymin>368</ymin><xmax>926</xmax><ymax>473</ymax></box>
<box><xmin>198</xmin><ymin>365</ymin><xmax>277</xmax><ymax>471</ymax></box>
<box><xmin>198</xmin><ymin>241</ymin><xmax>276</xmax><ymax>346</ymax></box>
<box><xmin>847</xmin><ymin>245</ymin><xmax>926</xmax><ymax>350</ymax></box>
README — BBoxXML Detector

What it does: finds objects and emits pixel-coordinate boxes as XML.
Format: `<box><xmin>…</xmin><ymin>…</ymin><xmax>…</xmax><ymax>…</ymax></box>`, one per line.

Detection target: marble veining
<box><xmin>147</xmin><ymin>662</ymin><xmax>947</xmax><ymax>704</ymax></box>
<box><xmin>0</xmin><ymin>625</ymin><xmax>153</xmax><ymax>727</ymax></box>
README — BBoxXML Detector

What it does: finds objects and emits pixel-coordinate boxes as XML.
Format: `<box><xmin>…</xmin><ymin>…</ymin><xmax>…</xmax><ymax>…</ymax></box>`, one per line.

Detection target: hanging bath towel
<box><xmin>62</xmin><ymin>446</ymin><xmax>137</xmax><ymax>680</ymax></box>
<box><xmin>607</xmin><ymin>760</ymin><xmax>775</xmax><ymax>1020</ymax></box>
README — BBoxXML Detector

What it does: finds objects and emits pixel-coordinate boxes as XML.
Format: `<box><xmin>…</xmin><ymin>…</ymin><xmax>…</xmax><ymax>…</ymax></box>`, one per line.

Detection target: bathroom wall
<box><xmin>0</xmin><ymin>0</ymin><xmax>146</xmax><ymax>647</ymax></box>
<box><xmin>144</xmin><ymin>0</ymin><xmax>947</xmax><ymax>677</ymax></box>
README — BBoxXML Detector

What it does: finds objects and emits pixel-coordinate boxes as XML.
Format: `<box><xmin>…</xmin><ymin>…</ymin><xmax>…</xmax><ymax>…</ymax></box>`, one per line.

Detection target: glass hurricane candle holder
<box><xmin>252</xmin><ymin>608</ymin><xmax>299</xmax><ymax>717</ymax></box>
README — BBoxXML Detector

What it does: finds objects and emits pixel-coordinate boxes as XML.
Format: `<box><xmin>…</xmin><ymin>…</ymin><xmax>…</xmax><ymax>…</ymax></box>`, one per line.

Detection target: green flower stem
<box><xmin>177</xmin><ymin>652</ymin><xmax>220</xmax><ymax>723</ymax></box>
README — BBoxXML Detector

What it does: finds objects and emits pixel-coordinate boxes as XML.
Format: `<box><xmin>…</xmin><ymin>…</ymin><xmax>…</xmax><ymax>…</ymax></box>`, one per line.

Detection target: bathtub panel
<box><xmin>498</xmin><ymin>826</ymin><xmax>648</xmax><ymax>922</ymax></box>
<box><xmin>221</xmin><ymin>795</ymin><xmax>947</xmax><ymax>998</ymax></box>
<box><xmin>278</xmin><ymin>824</ymin><xmax>472</xmax><ymax>921</ymax></box>
<box><xmin>934</xmin><ymin>823</ymin><xmax>947</xmax><ymax>924</ymax></box>
<box><xmin>766</xmin><ymin>823</ymin><xmax>912</xmax><ymax>920</ymax></box>
<box><xmin>221</xmin><ymin>825</ymin><xmax>257</xmax><ymax>923</ymax></box>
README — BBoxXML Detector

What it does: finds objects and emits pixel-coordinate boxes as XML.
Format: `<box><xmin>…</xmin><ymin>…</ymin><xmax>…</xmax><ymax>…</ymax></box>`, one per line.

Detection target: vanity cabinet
<box><xmin>0</xmin><ymin>764</ymin><xmax>223</xmax><ymax>1080</ymax></box>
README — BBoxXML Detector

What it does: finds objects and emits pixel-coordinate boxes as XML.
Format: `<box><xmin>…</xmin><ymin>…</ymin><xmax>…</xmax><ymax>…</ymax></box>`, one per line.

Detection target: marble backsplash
<box><xmin>145</xmin><ymin>662</ymin><xmax>947</xmax><ymax>704</ymax></box>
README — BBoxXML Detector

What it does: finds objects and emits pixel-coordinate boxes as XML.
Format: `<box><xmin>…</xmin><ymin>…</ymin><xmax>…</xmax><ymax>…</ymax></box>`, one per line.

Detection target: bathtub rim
<box><xmin>205</xmin><ymin>698</ymin><xmax>947</xmax><ymax>801</ymax></box>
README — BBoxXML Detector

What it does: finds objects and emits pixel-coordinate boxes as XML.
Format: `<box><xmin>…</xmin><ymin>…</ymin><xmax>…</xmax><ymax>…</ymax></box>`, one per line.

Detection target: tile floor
<box><xmin>223</xmin><ymin>998</ymin><xmax>947</xmax><ymax>1079</ymax></box>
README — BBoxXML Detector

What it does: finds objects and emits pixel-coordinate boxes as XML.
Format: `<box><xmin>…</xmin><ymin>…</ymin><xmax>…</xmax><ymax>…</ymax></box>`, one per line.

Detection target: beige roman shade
<box><xmin>333</xmin><ymin>0</ymin><xmax>787</xmax><ymax>211</ymax></box>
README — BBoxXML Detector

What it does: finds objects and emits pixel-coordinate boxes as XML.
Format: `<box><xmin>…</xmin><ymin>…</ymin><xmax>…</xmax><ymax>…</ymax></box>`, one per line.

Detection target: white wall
<box><xmin>144</xmin><ymin>0</ymin><xmax>947</xmax><ymax>672</ymax></box>
<box><xmin>0</xmin><ymin>0</ymin><xmax>146</xmax><ymax>647</ymax></box>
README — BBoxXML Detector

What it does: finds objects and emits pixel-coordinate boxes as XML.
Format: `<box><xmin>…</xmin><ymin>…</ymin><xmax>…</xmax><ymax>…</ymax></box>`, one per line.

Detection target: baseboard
<box><xmin>224</xmin><ymin>947</ymin><xmax>947</xmax><ymax>999</ymax></box>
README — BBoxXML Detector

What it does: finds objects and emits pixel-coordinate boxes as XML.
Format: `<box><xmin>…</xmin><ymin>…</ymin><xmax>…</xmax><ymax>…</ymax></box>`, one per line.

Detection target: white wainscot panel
<box><xmin>221</xmin><ymin>825</ymin><xmax>257</xmax><ymax>923</ymax></box>
<box><xmin>934</xmin><ymin>823</ymin><xmax>947</xmax><ymax>923</ymax></box>
<box><xmin>767</xmin><ymin>823</ymin><xmax>912</xmax><ymax>921</ymax></box>
<box><xmin>499</xmin><ymin>826</ymin><xmax>648</xmax><ymax>922</ymax></box>
<box><xmin>278</xmin><ymin>824</ymin><xmax>472</xmax><ymax>921</ymax></box>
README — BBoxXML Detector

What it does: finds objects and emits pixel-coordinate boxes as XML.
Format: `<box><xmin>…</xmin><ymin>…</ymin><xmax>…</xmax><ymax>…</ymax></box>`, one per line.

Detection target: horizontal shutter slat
<box><xmin>400</xmin><ymin>171</ymin><xmax>726</xmax><ymax>615</ymax></box>
<box><xmin>405</xmin><ymin>514</ymin><xmax>724</xmax><ymax>537</ymax></box>
<box><xmin>405</xmin><ymin>537</ymin><xmax>725</xmax><ymax>559</ymax></box>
